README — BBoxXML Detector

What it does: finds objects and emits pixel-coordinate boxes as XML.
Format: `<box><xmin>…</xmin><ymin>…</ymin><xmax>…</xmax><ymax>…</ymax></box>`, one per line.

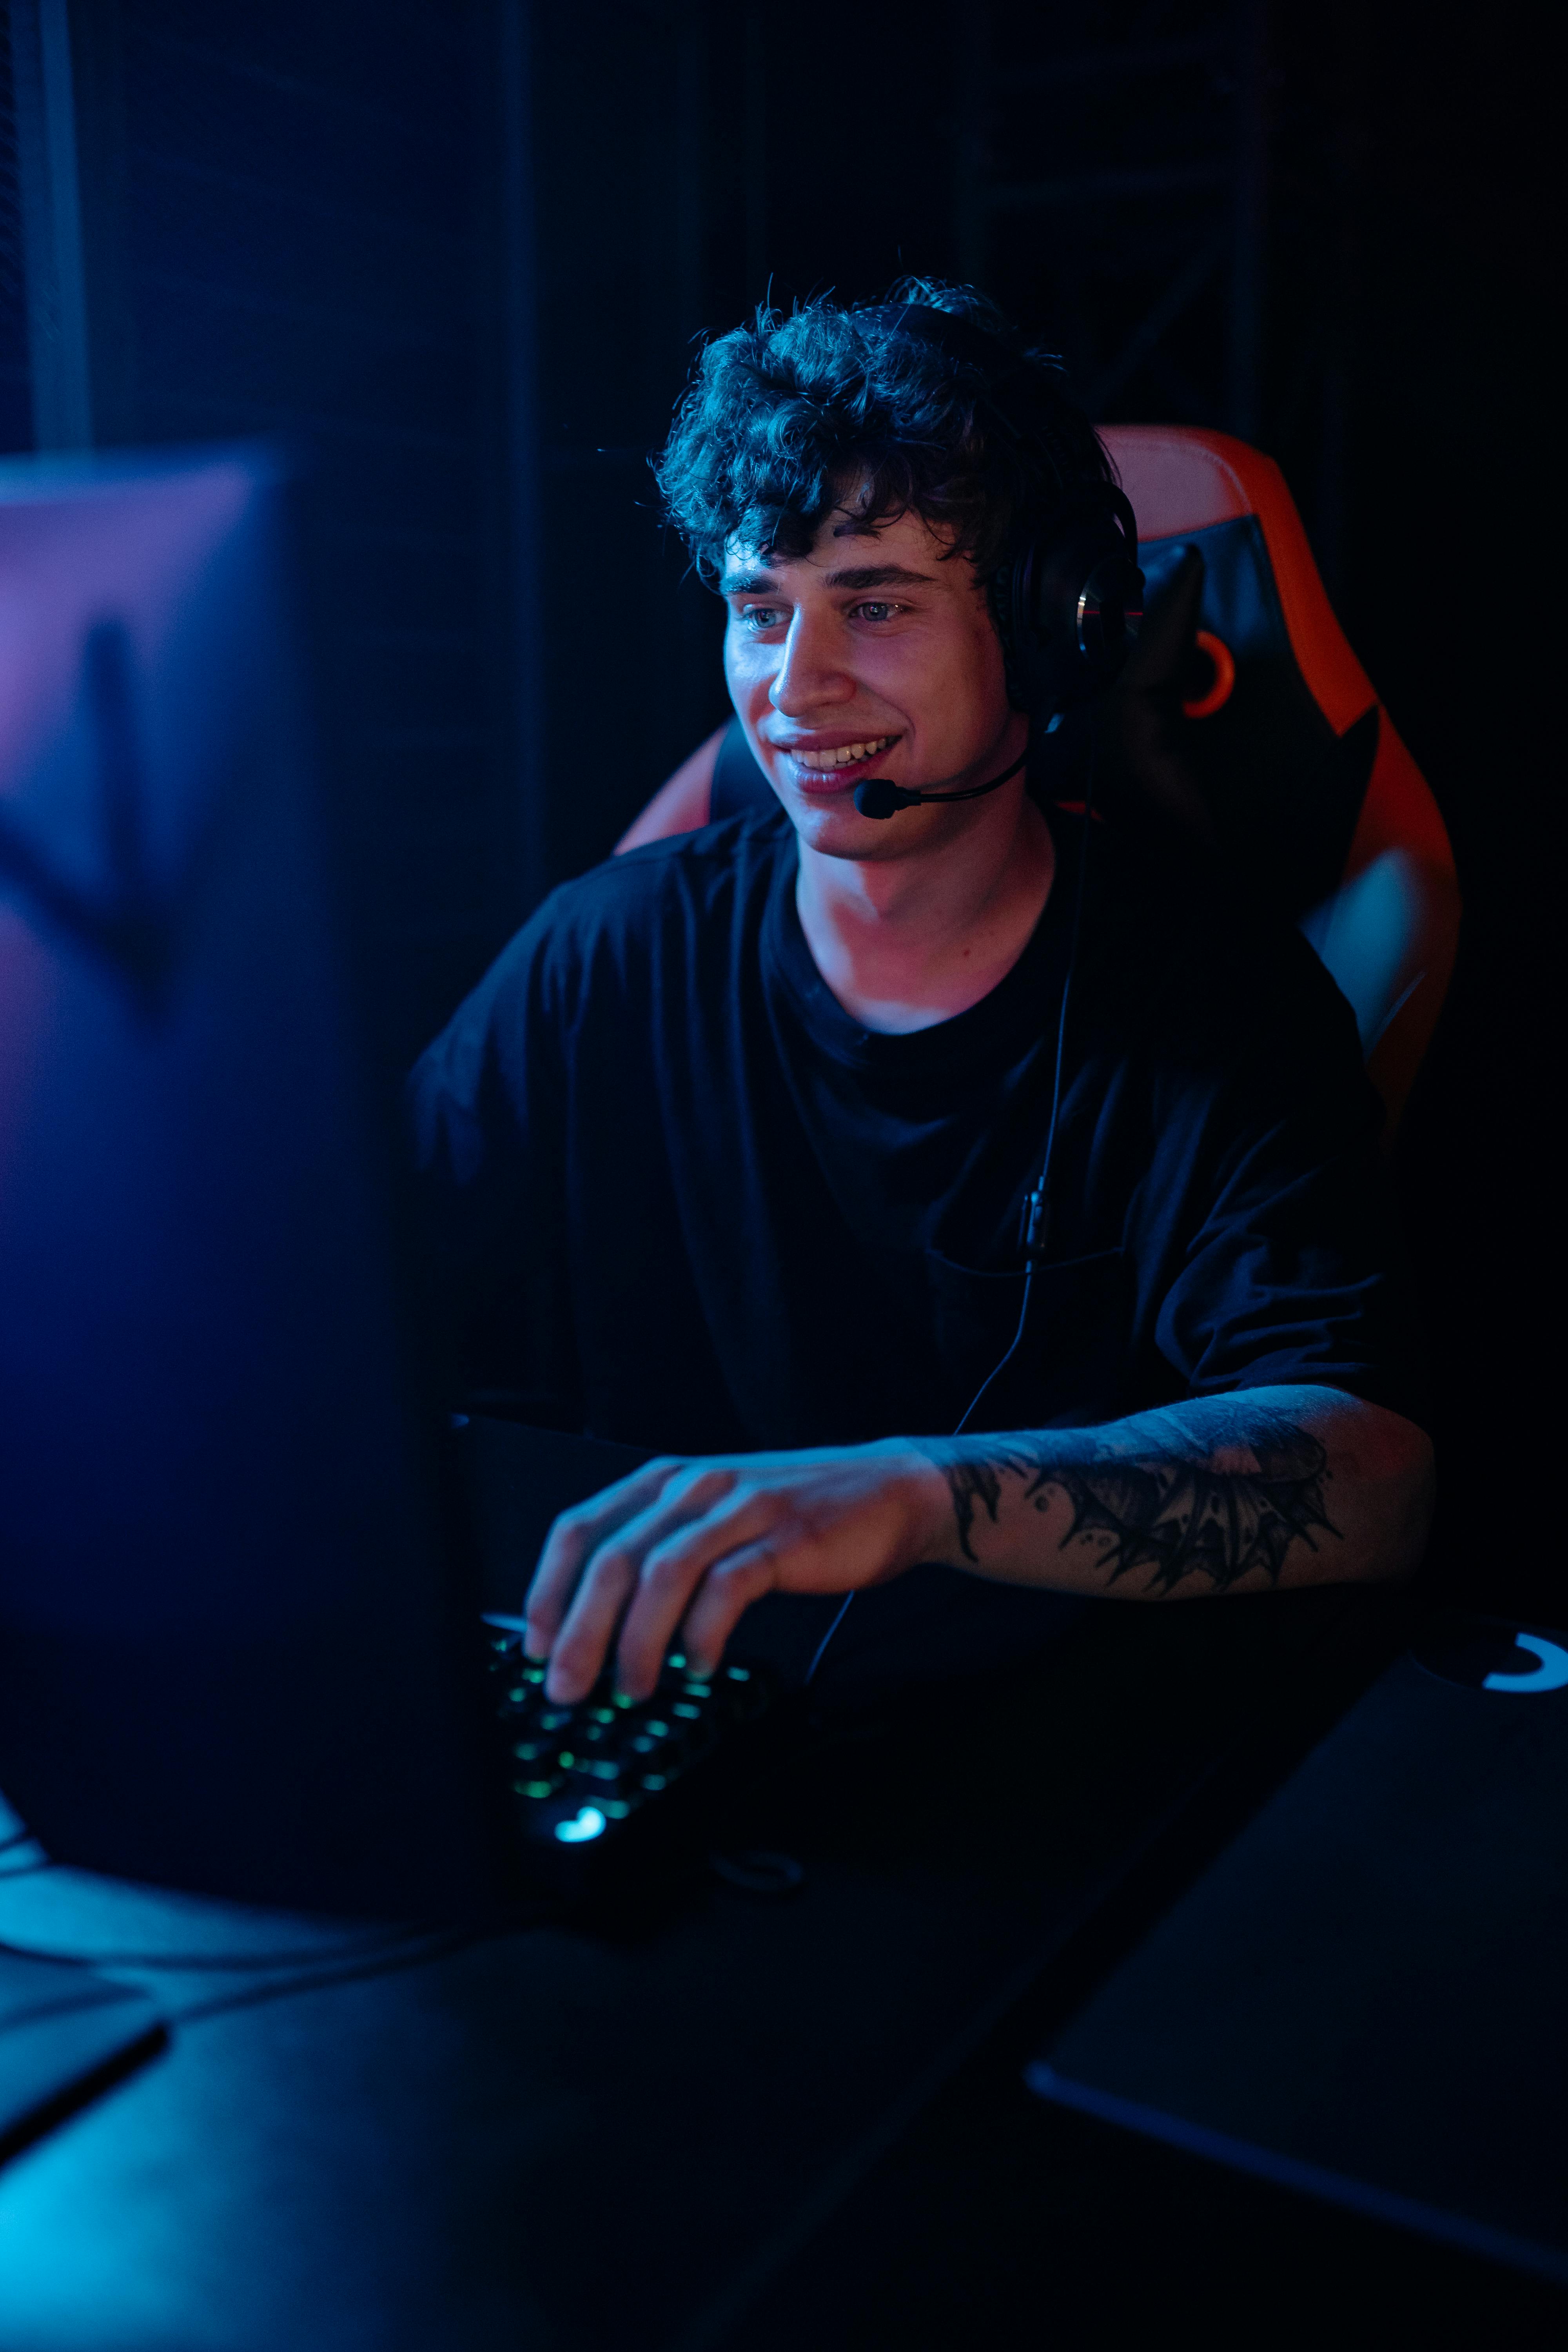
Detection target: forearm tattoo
<box><xmin>940</xmin><ymin>1400</ymin><xmax>1340</xmax><ymax>1595</ymax></box>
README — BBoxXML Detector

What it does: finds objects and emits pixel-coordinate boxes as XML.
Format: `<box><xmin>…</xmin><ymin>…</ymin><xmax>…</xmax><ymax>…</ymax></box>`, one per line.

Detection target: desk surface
<box><xmin>0</xmin><ymin>1594</ymin><xmax>1413</xmax><ymax>2352</ymax></box>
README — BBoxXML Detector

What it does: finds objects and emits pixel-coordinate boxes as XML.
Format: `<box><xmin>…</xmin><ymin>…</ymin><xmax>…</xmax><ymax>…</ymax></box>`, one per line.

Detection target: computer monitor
<box><xmin>0</xmin><ymin>449</ymin><xmax>515</xmax><ymax>1915</ymax></box>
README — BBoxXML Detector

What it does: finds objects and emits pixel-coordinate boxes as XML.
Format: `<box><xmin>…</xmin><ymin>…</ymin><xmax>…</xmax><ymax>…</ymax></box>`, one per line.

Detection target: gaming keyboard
<box><xmin>482</xmin><ymin>1617</ymin><xmax>780</xmax><ymax>1893</ymax></box>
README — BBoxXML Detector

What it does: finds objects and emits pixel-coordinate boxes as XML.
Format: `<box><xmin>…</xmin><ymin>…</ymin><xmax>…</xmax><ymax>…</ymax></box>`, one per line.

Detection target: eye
<box><xmin>735</xmin><ymin>604</ymin><xmax>786</xmax><ymax>632</ymax></box>
<box><xmin>849</xmin><ymin>600</ymin><xmax>902</xmax><ymax>624</ymax></box>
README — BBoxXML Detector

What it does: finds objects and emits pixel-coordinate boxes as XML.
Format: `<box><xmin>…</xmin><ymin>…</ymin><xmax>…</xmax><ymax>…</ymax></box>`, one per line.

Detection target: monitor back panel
<box><xmin>0</xmin><ymin>453</ymin><xmax>511</xmax><ymax>1915</ymax></box>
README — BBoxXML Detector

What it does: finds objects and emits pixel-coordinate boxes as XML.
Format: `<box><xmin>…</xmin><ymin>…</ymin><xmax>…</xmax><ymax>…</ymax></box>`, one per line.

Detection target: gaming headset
<box><xmin>842</xmin><ymin>303</ymin><xmax>1145</xmax><ymax>820</ymax></box>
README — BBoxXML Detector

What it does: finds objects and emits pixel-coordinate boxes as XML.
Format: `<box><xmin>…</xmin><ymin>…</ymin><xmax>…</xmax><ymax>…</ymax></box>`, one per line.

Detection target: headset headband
<box><xmin>852</xmin><ymin>303</ymin><xmax>1130</xmax><ymax>532</ymax></box>
<box><xmin>850</xmin><ymin>299</ymin><xmax>1143</xmax><ymax>723</ymax></box>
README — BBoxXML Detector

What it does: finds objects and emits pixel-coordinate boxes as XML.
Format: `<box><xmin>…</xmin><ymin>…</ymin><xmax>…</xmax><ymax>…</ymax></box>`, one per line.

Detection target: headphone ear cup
<box><xmin>1075</xmin><ymin>552</ymin><xmax>1145</xmax><ymax>693</ymax></box>
<box><xmin>1003</xmin><ymin>502</ymin><xmax>1144</xmax><ymax>719</ymax></box>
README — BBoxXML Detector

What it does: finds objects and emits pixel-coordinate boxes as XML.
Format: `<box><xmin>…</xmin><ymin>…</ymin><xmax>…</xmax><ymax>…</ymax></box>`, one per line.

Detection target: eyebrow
<box><xmin>719</xmin><ymin>563</ymin><xmax>938</xmax><ymax>596</ymax></box>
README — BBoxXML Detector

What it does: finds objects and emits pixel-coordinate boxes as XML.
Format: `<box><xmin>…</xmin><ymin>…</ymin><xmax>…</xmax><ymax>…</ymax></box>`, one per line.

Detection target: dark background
<box><xmin>0</xmin><ymin>0</ymin><xmax>1554</xmax><ymax>1614</ymax></box>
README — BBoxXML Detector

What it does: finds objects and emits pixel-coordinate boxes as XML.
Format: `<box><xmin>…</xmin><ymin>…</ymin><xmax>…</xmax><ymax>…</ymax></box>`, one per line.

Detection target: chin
<box><xmin>786</xmin><ymin>793</ymin><xmax>876</xmax><ymax>850</ymax></box>
<box><xmin>793</xmin><ymin>806</ymin><xmax>923</xmax><ymax>861</ymax></box>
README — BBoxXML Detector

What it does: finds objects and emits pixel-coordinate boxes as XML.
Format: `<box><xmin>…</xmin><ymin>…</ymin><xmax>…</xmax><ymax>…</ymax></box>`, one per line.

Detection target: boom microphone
<box><xmin>853</xmin><ymin>747</ymin><xmax>1029</xmax><ymax>821</ymax></box>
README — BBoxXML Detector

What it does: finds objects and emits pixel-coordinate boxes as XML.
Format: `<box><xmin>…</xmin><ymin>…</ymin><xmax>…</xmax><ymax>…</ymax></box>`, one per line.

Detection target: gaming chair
<box><xmin>617</xmin><ymin>427</ymin><xmax>1459</xmax><ymax>1138</ymax></box>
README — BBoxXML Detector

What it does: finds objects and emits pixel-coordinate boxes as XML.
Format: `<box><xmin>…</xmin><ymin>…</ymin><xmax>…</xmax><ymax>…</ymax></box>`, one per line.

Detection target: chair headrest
<box><xmin>1102</xmin><ymin>427</ymin><xmax>1381</xmax><ymax>920</ymax></box>
<box><xmin>1103</xmin><ymin>426</ymin><xmax>1376</xmax><ymax>735</ymax></box>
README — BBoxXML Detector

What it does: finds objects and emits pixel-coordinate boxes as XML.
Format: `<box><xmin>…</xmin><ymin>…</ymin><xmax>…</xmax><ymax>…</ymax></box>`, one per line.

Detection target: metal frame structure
<box><xmin>953</xmin><ymin>0</ymin><xmax>1271</xmax><ymax>439</ymax></box>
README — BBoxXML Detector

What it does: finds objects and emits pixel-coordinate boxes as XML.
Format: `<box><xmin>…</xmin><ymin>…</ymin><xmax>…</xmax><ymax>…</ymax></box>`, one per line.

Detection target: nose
<box><xmin>769</xmin><ymin>606</ymin><xmax>856</xmax><ymax>716</ymax></box>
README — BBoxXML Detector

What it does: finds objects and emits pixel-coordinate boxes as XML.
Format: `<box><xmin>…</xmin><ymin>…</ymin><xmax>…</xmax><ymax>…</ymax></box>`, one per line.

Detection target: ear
<box><xmin>1102</xmin><ymin>544</ymin><xmax>1216</xmax><ymax>843</ymax></box>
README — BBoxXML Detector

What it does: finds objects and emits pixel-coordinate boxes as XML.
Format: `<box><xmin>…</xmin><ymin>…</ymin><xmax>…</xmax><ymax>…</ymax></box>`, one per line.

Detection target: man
<box><xmin>412</xmin><ymin>284</ymin><xmax>1432</xmax><ymax>1709</ymax></box>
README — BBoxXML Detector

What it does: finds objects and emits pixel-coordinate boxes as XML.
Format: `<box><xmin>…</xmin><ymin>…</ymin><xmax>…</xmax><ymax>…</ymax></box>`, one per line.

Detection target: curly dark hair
<box><xmin>654</xmin><ymin>278</ymin><xmax>1115</xmax><ymax>588</ymax></box>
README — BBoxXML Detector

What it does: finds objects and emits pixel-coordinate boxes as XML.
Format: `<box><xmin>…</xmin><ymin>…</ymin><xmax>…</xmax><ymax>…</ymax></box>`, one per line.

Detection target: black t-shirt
<box><xmin>410</xmin><ymin>804</ymin><xmax>1423</xmax><ymax>1459</ymax></box>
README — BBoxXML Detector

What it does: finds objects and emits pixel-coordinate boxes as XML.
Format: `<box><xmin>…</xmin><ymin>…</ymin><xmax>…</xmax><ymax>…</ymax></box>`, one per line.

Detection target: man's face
<box><xmin>721</xmin><ymin>501</ymin><xmax>1025</xmax><ymax>858</ymax></box>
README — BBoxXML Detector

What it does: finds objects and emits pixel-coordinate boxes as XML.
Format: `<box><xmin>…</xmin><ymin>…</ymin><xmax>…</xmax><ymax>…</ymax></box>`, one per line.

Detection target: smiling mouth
<box><xmin>778</xmin><ymin>733</ymin><xmax>900</xmax><ymax>778</ymax></box>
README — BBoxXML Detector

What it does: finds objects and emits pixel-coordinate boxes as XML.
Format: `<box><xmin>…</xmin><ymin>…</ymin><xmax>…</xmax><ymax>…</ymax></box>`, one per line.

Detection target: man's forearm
<box><xmin>912</xmin><ymin>1385</ymin><xmax>1433</xmax><ymax>1599</ymax></box>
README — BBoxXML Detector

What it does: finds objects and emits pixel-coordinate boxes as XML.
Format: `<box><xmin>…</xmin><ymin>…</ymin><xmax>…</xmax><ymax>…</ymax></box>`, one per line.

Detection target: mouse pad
<box><xmin>1028</xmin><ymin>1611</ymin><xmax>1568</xmax><ymax>2284</ymax></box>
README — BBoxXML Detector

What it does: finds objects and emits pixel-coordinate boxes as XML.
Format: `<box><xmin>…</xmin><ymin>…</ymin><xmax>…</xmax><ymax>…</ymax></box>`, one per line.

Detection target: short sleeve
<box><xmin>407</xmin><ymin>903</ymin><xmax>582</xmax><ymax>1426</ymax></box>
<box><xmin>1149</xmin><ymin>937</ymin><xmax>1427</xmax><ymax>1428</ymax></box>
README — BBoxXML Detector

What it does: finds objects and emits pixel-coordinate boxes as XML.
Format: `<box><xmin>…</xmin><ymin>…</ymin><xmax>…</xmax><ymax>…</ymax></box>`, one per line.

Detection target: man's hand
<box><xmin>521</xmin><ymin>1388</ymin><xmax>1433</xmax><ymax>1703</ymax></box>
<box><xmin>523</xmin><ymin>1442</ymin><xmax>950</xmax><ymax>1702</ymax></box>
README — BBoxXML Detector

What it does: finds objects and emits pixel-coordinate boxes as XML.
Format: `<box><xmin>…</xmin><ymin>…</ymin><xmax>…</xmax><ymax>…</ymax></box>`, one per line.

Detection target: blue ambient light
<box><xmin>1483</xmin><ymin>1633</ymin><xmax>1568</xmax><ymax>1694</ymax></box>
<box><xmin>554</xmin><ymin>1806</ymin><xmax>608</xmax><ymax>1844</ymax></box>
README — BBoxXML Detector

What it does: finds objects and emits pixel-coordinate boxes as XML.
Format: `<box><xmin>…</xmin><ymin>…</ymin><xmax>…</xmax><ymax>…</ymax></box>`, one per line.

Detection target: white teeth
<box><xmin>792</xmin><ymin>735</ymin><xmax>895</xmax><ymax>771</ymax></box>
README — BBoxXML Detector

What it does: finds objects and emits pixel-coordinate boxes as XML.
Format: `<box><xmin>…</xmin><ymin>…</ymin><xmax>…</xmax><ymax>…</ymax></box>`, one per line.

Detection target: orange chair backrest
<box><xmin>1103</xmin><ymin>427</ymin><xmax>1458</xmax><ymax>1134</ymax></box>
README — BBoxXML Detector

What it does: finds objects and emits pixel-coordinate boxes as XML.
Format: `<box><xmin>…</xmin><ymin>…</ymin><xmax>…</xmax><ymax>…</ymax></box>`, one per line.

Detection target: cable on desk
<box><xmin>0</xmin><ymin>1924</ymin><xmax>441</xmax><ymax>1973</ymax></box>
<box><xmin>0</xmin><ymin>1896</ymin><xmax>561</xmax><ymax>1978</ymax></box>
<box><xmin>163</xmin><ymin>1920</ymin><xmax>506</xmax><ymax>2026</ymax></box>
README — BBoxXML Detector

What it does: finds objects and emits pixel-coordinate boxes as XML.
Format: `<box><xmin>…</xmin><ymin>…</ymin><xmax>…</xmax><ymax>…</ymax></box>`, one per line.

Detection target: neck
<box><xmin>794</xmin><ymin>782</ymin><xmax>1057</xmax><ymax>1034</ymax></box>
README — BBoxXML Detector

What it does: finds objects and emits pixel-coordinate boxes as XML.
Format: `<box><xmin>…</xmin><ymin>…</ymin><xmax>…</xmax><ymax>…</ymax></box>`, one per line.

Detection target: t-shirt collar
<box><xmin>760</xmin><ymin>809</ymin><xmax>1084</xmax><ymax>1073</ymax></box>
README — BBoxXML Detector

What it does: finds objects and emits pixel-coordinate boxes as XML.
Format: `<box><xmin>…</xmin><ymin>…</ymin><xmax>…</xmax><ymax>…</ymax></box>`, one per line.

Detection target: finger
<box><xmin>542</xmin><ymin>1546</ymin><xmax>640</xmax><ymax>1702</ymax></box>
<box><xmin>524</xmin><ymin>1459</ymin><xmax>685</xmax><ymax>1656</ymax></box>
<box><xmin>544</xmin><ymin>1468</ymin><xmax>744</xmax><ymax>1699</ymax></box>
<box><xmin>610</xmin><ymin>1486</ymin><xmax>782</xmax><ymax>1697</ymax></box>
<box><xmin>677</xmin><ymin>1541</ymin><xmax>782</xmax><ymax>1677</ymax></box>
